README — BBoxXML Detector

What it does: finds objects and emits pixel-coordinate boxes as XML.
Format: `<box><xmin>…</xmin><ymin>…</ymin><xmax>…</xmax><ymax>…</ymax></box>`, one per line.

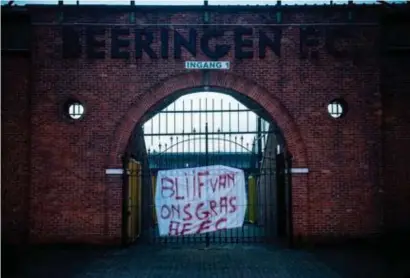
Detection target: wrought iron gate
<box><xmin>123</xmin><ymin>94</ymin><xmax>292</xmax><ymax>246</ymax></box>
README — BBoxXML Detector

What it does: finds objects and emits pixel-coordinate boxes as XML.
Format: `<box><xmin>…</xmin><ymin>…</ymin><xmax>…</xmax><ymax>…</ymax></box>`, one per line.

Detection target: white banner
<box><xmin>155</xmin><ymin>165</ymin><xmax>247</xmax><ymax>237</ymax></box>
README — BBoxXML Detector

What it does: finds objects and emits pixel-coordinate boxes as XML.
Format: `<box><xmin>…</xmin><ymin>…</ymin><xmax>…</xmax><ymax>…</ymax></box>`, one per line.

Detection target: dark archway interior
<box><xmin>123</xmin><ymin>88</ymin><xmax>292</xmax><ymax>246</ymax></box>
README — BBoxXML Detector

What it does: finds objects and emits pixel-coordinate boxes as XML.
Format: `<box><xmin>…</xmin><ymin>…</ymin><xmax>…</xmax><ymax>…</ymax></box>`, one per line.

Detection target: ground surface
<box><xmin>3</xmin><ymin>242</ymin><xmax>408</xmax><ymax>278</ymax></box>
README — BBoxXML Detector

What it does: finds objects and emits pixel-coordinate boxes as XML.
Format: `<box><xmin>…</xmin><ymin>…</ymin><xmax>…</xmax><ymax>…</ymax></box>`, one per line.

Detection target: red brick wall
<box><xmin>3</xmin><ymin>4</ymin><xmax>408</xmax><ymax>244</ymax></box>
<box><xmin>1</xmin><ymin>55</ymin><xmax>31</xmax><ymax>244</ymax></box>
<box><xmin>377</xmin><ymin>11</ymin><xmax>410</xmax><ymax>237</ymax></box>
<box><xmin>382</xmin><ymin>54</ymin><xmax>410</xmax><ymax>234</ymax></box>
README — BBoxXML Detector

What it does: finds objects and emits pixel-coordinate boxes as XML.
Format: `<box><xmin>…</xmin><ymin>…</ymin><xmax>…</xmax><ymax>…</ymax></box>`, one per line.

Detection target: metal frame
<box><xmin>140</xmin><ymin>86</ymin><xmax>284</xmax><ymax>139</ymax></box>
<box><xmin>123</xmin><ymin>90</ymin><xmax>294</xmax><ymax>246</ymax></box>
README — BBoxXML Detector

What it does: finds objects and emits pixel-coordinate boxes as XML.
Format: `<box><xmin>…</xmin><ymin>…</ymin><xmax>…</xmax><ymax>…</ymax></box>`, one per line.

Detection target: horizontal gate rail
<box><xmin>143</xmin><ymin>131</ymin><xmax>276</xmax><ymax>136</ymax></box>
<box><xmin>154</xmin><ymin>109</ymin><xmax>259</xmax><ymax>114</ymax></box>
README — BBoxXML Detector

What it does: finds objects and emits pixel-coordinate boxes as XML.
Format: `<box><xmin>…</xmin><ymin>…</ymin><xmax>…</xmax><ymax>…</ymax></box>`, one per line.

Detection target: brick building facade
<box><xmin>2</xmin><ymin>2</ymin><xmax>409</xmax><ymax>245</ymax></box>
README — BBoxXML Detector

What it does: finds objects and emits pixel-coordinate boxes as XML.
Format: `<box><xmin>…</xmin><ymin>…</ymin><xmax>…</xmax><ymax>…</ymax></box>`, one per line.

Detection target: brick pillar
<box><xmin>105</xmin><ymin>174</ymin><xmax>123</xmax><ymax>245</ymax></box>
<box><xmin>291</xmin><ymin>174</ymin><xmax>309</xmax><ymax>238</ymax></box>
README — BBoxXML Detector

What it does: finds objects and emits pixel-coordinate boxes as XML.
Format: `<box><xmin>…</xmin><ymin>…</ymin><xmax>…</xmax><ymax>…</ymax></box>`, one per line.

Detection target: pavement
<box><xmin>3</xmin><ymin>242</ymin><xmax>408</xmax><ymax>278</ymax></box>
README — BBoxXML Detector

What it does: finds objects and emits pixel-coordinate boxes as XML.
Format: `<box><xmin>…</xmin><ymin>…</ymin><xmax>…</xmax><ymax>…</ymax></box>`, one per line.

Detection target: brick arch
<box><xmin>108</xmin><ymin>71</ymin><xmax>307</xmax><ymax>168</ymax></box>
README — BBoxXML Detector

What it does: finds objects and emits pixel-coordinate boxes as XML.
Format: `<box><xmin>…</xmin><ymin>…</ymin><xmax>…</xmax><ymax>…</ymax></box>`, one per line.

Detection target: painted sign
<box><xmin>185</xmin><ymin>61</ymin><xmax>230</xmax><ymax>70</ymax></box>
<box><xmin>155</xmin><ymin>165</ymin><xmax>247</xmax><ymax>237</ymax></box>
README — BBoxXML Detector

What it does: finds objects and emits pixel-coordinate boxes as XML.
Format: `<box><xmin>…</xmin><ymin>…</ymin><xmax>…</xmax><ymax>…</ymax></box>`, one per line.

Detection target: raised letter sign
<box><xmin>234</xmin><ymin>27</ymin><xmax>254</xmax><ymax>59</ymax></box>
<box><xmin>174</xmin><ymin>29</ymin><xmax>197</xmax><ymax>59</ymax></box>
<box><xmin>62</xmin><ymin>27</ymin><xmax>81</xmax><ymax>58</ymax></box>
<box><xmin>160</xmin><ymin>28</ymin><xmax>169</xmax><ymax>59</ymax></box>
<box><xmin>325</xmin><ymin>27</ymin><xmax>351</xmax><ymax>58</ymax></box>
<box><xmin>135</xmin><ymin>29</ymin><xmax>157</xmax><ymax>59</ymax></box>
<box><xmin>299</xmin><ymin>26</ymin><xmax>321</xmax><ymax>60</ymax></box>
<box><xmin>155</xmin><ymin>165</ymin><xmax>247</xmax><ymax>236</ymax></box>
<box><xmin>86</xmin><ymin>27</ymin><xmax>106</xmax><ymax>59</ymax></box>
<box><xmin>259</xmin><ymin>28</ymin><xmax>282</xmax><ymax>58</ymax></box>
<box><xmin>111</xmin><ymin>27</ymin><xmax>130</xmax><ymax>59</ymax></box>
<box><xmin>200</xmin><ymin>29</ymin><xmax>230</xmax><ymax>59</ymax></box>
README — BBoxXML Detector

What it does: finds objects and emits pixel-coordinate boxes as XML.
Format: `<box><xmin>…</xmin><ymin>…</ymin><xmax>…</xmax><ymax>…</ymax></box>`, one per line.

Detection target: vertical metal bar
<box><xmin>220</xmin><ymin>99</ymin><xmax>223</xmax><ymax>133</ymax></box>
<box><xmin>212</xmin><ymin>99</ymin><xmax>215</xmax><ymax>133</ymax></box>
<box><xmin>205</xmin><ymin>122</ymin><xmax>210</xmax><ymax>247</ymax></box>
<box><xmin>131</xmin><ymin>161</ymin><xmax>134</xmax><ymax>243</ymax></box>
<box><xmin>188</xmin><ymin>133</ymin><xmax>191</xmax><ymax>153</ymax></box>
<box><xmin>257</xmin><ymin>117</ymin><xmax>262</xmax><ymax>170</ymax></box>
<box><xmin>158</xmin><ymin>106</ymin><xmax>165</xmax><ymax>245</ymax></box>
<box><xmin>165</xmin><ymin>106</ymin><xmax>168</xmax><ymax>134</ymax></box>
<box><xmin>205</xmin><ymin>98</ymin><xmax>208</xmax><ymax>131</ymax></box>
<box><xmin>208</xmin><ymin>99</ymin><xmax>215</xmax><ymax>244</ymax></box>
<box><xmin>192</xmin><ymin>98</ymin><xmax>196</xmax><ymax>244</ymax></box>
<box><xmin>275</xmin><ymin>151</ymin><xmax>281</xmax><ymax>241</ymax></box>
<box><xmin>174</xmin><ymin>102</ymin><xmax>177</xmax><ymax>135</ymax></box>
<box><xmin>268</xmin><ymin>150</ymin><xmax>273</xmax><ymax>242</ymax></box>
<box><xmin>223</xmin><ymin>131</ymin><xmax>227</xmax><ymax>243</ymax></box>
<box><xmin>229</xmin><ymin>102</ymin><xmax>232</xmax><ymax>134</ymax></box>
<box><xmin>286</xmin><ymin>153</ymin><xmax>294</xmax><ymax>248</ymax></box>
<box><xmin>220</xmin><ymin>99</ymin><xmax>225</xmax><ymax>243</ymax></box>
<box><xmin>248</xmin><ymin>177</ymin><xmax>256</xmax><ymax>226</ymax></box>
<box><xmin>235</xmin><ymin>136</ymin><xmax>239</xmax><ymax>243</ymax></box>
<box><xmin>177</xmin><ymin>135</ymin><xmax>185</xmax><ymax>244</ymax></box>
<box><xmin>180</xmin><ymin>113</ymin><xmax>187</xmax><ymax>243</ymax></box>
<box><xmin>212</xmin><ymin>132</ymin><xmax>216</xmax><ymax>244</ymax></box>
<box><xmin>228</xmin><ymin>103</ymin><xmax>232</xmax><ymax>243</ymax></box>
<box><xmin>228</xmin><ymin>117</ymin><xmax>233</xmax><ymax>244</ymax></box>
<box><xmin>263</xmin><ymin>153</ymin><xmax>268</xmax><ymax>243</ymax></box>
<box><xmin>150</xmin><ymin>118</ymin><xmax>154</xmax><ymax>146</ymax></box>
<box><xmin>163</xmin><ymin>152</ymin><xmax>167</xmax><ymax>244</ymax></box>
<box><xmin>122</xmin><ymin>154</ymin><xmax>130</xmax><ymax>246</ymax></box>
<box><xmin>158</xmin><ymin>117</ymin><xmax>162</xmax><ymax>252</ymax></box>
<box><xmin>169</xmin><ymin>103</ymin><xmax>176</xmax><ymax>245</ymax></box>
<box><xmin>252</xmin><ymin>139</ymin><xmax>257</xmax><ymax>243</ymax></box>
<box><xmin>237</xmin><ymin>103</ymin><xmax>240</xmax><ymax>132</ymax></box>
<box><xmin>257</xmin><ymin>117</ymin><xmax>267</xmax><ymax>243</ymax></box>
<box><xmin>152</xmin><ymin>174</ymin><xmax>156</xmax><ymax>244</ymax></box>
<box><xmin>191</xmin><ymin>99</ymin><xmax>194</xmax><ymax>133</ymax></box>
<box><xmin>158</xmin><ymin>108</ymin><xmax>161</xmax><ymax>135</ymax></box>
<box><xmin>247</xmin><ymin>109</ymin><xmax>249</xmax><ymax>133</ymax></box>
<box><xmin>199</xmin><ymin>98</ymin><xmax>202</xmax><ymax>133</ymax></box>
<box><xmin>216</xmin><ymin>144</ymin><xmax>222</xmax><ymax>244</ymax></box>
<box><xmin>182</xmin><ymin>100</ymin><xmax>185</xmax><ymax>135</ymax></box>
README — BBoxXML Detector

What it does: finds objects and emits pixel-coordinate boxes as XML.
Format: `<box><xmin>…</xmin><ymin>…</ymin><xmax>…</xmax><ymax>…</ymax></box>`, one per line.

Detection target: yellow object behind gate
<box><xmin>248</xmin><ymin>175</ymin><xmax>256</xmax><ymax>224</ymax></box>
<box><xmin>127</xmin><ymin>159</ymin><xmax>142</xmax><ymax>243</ymax></box>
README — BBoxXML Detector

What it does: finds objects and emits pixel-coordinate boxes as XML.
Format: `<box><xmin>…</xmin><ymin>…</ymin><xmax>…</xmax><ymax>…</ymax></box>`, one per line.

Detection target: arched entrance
<box><xmin>108</xmin><ymin>72</ymin><xmax>308</xmax><ymax>246</ymax></box>
<box><xmin>109</xmin><ymin>72</ymin><xmax>307</xmax><ymax>168</ymax></box>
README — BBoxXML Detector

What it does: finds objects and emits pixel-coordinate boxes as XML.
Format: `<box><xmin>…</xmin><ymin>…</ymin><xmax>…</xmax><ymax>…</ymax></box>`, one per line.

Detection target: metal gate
<box><xmin>123</xmin><ymin>94</ymin><xmax>292</xmax><ymax>246</ymax></box>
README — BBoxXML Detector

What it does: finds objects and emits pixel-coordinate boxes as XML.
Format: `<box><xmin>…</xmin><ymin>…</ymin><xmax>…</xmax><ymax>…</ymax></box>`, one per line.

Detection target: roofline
<box><xmin>1</xmin><ymin>2</ymin><xmax>409</xmax><ymax>13</ymax></box>
<box><xmin>2</xmin><ymin>2</ymin><xmax>408</xmax><ymax>23</ymax></box>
